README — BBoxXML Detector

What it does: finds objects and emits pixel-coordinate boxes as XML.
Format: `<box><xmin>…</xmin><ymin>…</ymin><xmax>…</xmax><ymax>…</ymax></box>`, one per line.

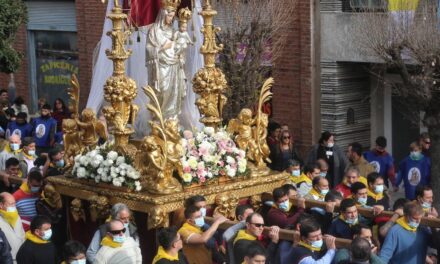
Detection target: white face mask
<box><xmin>327</xmin><ymin>142</ymin><xmax>334</xmax><ymax>148</ymax></box>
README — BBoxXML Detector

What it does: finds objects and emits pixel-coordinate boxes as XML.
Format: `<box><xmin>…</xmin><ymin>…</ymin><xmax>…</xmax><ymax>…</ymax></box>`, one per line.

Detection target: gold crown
<box><xmin>178</xmin><ymin>7</ymin><xmax>192</xmax><ymax>23</ymax></box>
<box><xmin>161</xmin><ymin>0</ymin><xmax>181</xmax><ymax>11</ymax></box>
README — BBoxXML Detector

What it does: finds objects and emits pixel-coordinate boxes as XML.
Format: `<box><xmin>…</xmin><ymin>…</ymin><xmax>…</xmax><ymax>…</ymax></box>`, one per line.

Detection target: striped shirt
<box><xmin>13</xmin><ymin>189</ymin><xmax>38</xmax><ymax>231</ymax></box>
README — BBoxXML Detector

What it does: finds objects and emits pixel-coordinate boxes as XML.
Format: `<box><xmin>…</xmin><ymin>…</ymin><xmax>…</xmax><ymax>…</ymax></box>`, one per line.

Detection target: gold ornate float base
<box><xmin>47</xmin><ymin>170</ymin><xmax>288</xmax><ymax>229</ymax></box>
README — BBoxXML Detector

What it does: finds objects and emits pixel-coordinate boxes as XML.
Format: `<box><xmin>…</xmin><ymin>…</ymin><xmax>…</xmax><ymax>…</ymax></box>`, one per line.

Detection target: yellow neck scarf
<box><xmin>152</xmin><ymin>246</ymin><xmax>179</xmax><ymax>264</ymax></box>
<box><xmin>234</xmin><ymin>229</ymin><xmax>257</xmax><ymax>244</ymax></box>
<box><xmin>181</xmin><ymin>222</ymin><xmax>203</xmax><ymax>235</ymax></box>
<box><xmin>19</xmin><ymin>182</ymin><xmax>31</xmax><ymax>194</ymax></box>
<box><xmin>0</xmin><ymin>209</ymin><xmax>19</xmax><ymax>227</ymax></box>
<box><xmin>101</xmin><ymin>235</ymin><xmax>122</xmax><ymax>248</ymax></box>
<box><xmin>23</xmin><ymin>151</ymin><xmax>34</xmax><ymax>160</ymax></box>
<box><xmin>297</xmin><ymin>173</ymin><xmax>312</xmax><ymax>185</ymax></box>
<box><xmin>309</xmin><ymin>188</ymin><xmax>325</xmax><ymax>201</ymax></box>
<box><xmin>298</xmin><ymin>240</ymin><xmax>321</xmax><ymax>252</ymax></box>
<box><xmin>25</xmin><ymin>231</ymin><xmax>48</xmax><ymax>244</ymax></box>
<box><xmin>367</xmin><ymin>188</ymin><xmax>383</xmax><ymax>201</ymax></box>
<box><xmin>396</xmin><ymin>217</ymin><xmax>417</xmax><ymax>232</ymax></box>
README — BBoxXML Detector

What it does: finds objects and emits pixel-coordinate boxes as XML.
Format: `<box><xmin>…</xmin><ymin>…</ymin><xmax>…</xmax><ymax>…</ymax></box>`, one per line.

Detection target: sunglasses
<box><xmin>425</xmin><ymin>141</ymin><xmax>431</xmax><ymax>144</ymax></box>
<box><xmin>109</xmin><ymin>228</ymin><xmax>126</xmax><ymax>235</ymax></box>
<box><xmin>251</xmin><ymin>223</ymin><xmax>264</xmax><ymax>228</ymax></box>
<box><xmin>282</xmin><ymin>136</ymin><xmax>291</xmax><ymax>139</ymax></box>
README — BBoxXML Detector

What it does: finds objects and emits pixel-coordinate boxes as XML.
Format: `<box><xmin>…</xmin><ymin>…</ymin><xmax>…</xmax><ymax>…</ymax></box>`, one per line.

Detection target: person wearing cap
<box><xmin>18</xmin><ymin>137</ymin><xmax>37</xmax><ymax>175</ymax></box>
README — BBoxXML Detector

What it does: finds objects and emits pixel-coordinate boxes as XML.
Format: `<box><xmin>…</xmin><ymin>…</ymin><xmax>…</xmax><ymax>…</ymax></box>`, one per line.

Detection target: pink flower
<box><xmin>183</xmin><ymin>166</ymin><xmax>191</xmax><ymax>173</ymax></box>
<box><xmin>183</xmin><ymin>130</ymin><xmax>194</xmax><ymax>139</ymax></box>
<box><xmin>199</xmin><ymin>176</ymin><xmax>206</xmax><ymax>183</ymax></box>
<box><xmin>218</xmin><ymin>160</ymin><xmax>224</xmax><ymax>167</ymax></box>
<box><xmin>199</xmin><ymin>146</ymin><xmax>209</xmax><ymax>156</ymax></box>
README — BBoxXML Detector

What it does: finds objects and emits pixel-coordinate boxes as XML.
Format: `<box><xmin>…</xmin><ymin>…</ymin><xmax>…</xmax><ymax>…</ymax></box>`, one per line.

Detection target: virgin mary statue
<box><xmin>146</xmin><ymin>2</ymin><xmax>186</xmax><ymax>119</ymax></box>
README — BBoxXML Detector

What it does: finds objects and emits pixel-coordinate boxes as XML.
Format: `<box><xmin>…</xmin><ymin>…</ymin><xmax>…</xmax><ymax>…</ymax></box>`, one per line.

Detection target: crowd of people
<box><xmin>0</xmin><ymin>88</ymin><xmax>437</xmax><ymax>264</ymax></box>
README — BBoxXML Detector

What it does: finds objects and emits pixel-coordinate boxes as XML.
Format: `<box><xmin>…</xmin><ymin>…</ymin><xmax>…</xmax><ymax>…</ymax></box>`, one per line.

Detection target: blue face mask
<box><xmin>357</xmin><ymin>197</ymin><xmax>368</xmax><ymax>205</ymax></box>
<box><xmin>42</xmin><ymin>229</ymin><xmax>52</xmax><ymax>241</ymax></box>
<box><xmin>30</xmin><ymin>186</ymin><xmax>40</xmax><ymax>193</ymax></box>
<box><xmin>200</xmin><ymin>207</ymin><xmax>207</xmax><ymax>217</ymax></box>
<box><xmin>374</xmin><ymin>184</ymin><xmax>384</xmax><ymax>194</ymax></box>
<box><xmin>320</xmin><ymin>189</ymin><xmax>329</xmax><ymax>196</ymax></box>
<box><xmin>10</xmin><ymin>143</ymin><xmax>20</xmax><ymax>151</ymax></box>
<box><xmin>194</xmin><ymin>216</ymin><xmax>205</xmax><ymax>227</ymax></box>
<box><xmin>408</xmin><ymin>218</ymin><xmax>419</xmax><ymax>229</ymax></box>
<box><xmin>291</xmin><ymin>170</ymin><xmax>300</xmax><ymax>177</ymax></box>
<box><xmin>123</xmin><ymin>223</ymin><xmax>129</xmax><ymax>230</ymax></box>
<box><xmin>345</xmin><ymin>217</ymin><xmax>358</xmax><ymax>225</ymax></box>
<box><xmin>264</xmin><ymin>201</ymin><xmax>274</xmax><ymax>207</ymax></box>
<box><xmin>310</xmin><ymin>239</ymin><xmax>323</xmax><ymax>249</ymax></box>
<box><xmin>410</xmin><ymin>151</ymin><xmax>423</xmax><ymax>160</ymax></box>
<box><xmin>55</xmin><ymin>159</ymin><xmax>65</xmax><ymax>168</ymax></box>
<box><xmin>70</xmin><ymin>259</ymin><xmax>86</xmax><ymax>264</ymax></box>
<box><xmin>28</xmin><ymin>150</ymin><xmax>36</xmax><ymax>156</ymax></box>
<box><xmin>278</xmin><ymin>200</ymin><xmax>289</xmax><ymax>212</ymax></box>
<box><xmin>112</xmin><ymin>234</ymin><xmax>126</xmax><ymax>244</ymax></box>
<box><xmin>421</xmin><ymin>201</ymin><xmax>431</xmax><ymax>209</ymax></box>
<box><xmin>320</xmin><ymin>172</ymin><xmax>327</xmax><ymax>177</ymax></box>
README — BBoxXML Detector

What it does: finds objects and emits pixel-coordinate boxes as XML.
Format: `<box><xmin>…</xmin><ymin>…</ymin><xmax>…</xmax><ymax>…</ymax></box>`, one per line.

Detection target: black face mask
<box><xmin>41</xmin><ymin>114</ymin><xmax>50</xmax><ymax>119</ymax></box>
<box><xmin>16</xmin><ymin>121</ymin><xmax>26</xmax><ymax>126</ymax></box>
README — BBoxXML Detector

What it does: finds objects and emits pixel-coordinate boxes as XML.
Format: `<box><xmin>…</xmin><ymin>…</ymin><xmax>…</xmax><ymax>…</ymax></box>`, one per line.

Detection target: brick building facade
<box><xmin>0</xmin><ymin>0</ymin><xmax>319</xmax><ymax>155</ymax></box>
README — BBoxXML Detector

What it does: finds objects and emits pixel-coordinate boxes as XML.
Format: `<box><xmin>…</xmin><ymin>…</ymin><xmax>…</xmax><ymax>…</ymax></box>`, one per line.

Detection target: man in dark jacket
<box><xmin>0</xmin><ymin>228</ymin><xmax>13</xmax><ymax>264</ymax></box>
<box><xmin>16</xmin><ymin>215</ymin><xmax>57</xmax><ymax>264</ymax></box>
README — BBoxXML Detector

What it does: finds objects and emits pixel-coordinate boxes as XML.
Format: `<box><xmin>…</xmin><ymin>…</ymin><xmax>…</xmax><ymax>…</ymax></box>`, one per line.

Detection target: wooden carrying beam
<box><xmin>291</xmin><ymin>198</ymin><xmax>440</xmax><ymax>228</ymax></box>
<box><xmin>205</xmin><ymin>217</ymin><xmax>352</xmax><ymax>249</ymax></box>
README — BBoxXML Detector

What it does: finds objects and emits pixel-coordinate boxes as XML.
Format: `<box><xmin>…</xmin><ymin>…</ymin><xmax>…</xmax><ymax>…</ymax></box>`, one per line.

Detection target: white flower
<box><xmin>97</xmin><ymin>168</ymin><xmax>104</xmax><ymax>175</ymax></box>
<box><xmin>196</xmin><ymin>132</ymin><xmax>205</xmax><ymax>142</ymax></box>
<box><xmin>206</xmin><ymin>172</ymin><xmax>213</xmax><ymax>178</ymax></box>
<box><xmin>203</xmin><ymin>126</ymin><xmax>215</xmax><ymax>136</ymax></box>
<box><xmin>76</xmin><ymin>167</ymin><xmax>86</xmax><ymax>178</ymax></box>
<box><xmin>107</xmin><ymin>151</ymin><xmax>118</xmax><ymax>161</ymax></box>
<box><xmin>91</xmin><ymin>159</ymin><xmax>101</xmax><ymax>168</ymax></box>
<box><xmin>116</xmin><ymin>156</ymin><xmax>126</xmax><ymax>166</ymax></box>
<box><xmin>104</xmin><ymin>159</ymin><xmax>114</xmax><ymax>167</ymax></box>
<box><xmin>113</xmin><ymin>178</ymin><xmax>122</xmax><ymax>187</ymax></box>
<box><xmin>226</xmin><ymin>156</ymin><xmax>236</xmax><ymax>164</ymax></box>
<box><xmin>110</xmin><ymin>172</ymin><xmax>117</xmax><ymax>178</ymax></box>
<box><xmin>227</xmin><ymin>167</ymin><xmax>237</xmax><ymax>177</ymax></box>
<box><xmin>79</xmin><ymin>156</ymin><xmax>89</xmax><ymax>166</ymax></box>
<box><xmin>89</xmin><ymin>150</ymin><xmax>98</xmax><ymax>158</ymax></box>
<box><xmin>188</xmin><ymin>157</ymin><xmax>198</xmax><ymax>169</ymax></box>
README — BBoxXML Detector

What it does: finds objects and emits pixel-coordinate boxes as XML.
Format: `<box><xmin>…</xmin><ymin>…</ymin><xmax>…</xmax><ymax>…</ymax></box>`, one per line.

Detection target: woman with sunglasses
<box><xmin>270</xmin><ymin>130</ymin><xmax>303</xmax><ymax>171</ymax></box>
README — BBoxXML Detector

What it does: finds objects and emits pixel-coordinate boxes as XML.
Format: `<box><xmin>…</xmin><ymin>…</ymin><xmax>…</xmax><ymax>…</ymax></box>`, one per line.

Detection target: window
<box><xmin>33</xmin><ymin>30</ymin><xmax>78</xmax><ymax>107</ymax></box>
<box><xmin>346</xmin><ymin>0</ymin><xmax>387</xmax><ymax>12</ymax></box>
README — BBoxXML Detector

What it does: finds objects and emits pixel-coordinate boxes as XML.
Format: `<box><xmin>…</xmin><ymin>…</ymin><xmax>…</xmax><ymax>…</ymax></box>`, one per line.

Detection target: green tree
<box><xmin>0</xmin><ymin>0</ymin><xmax>27</xmax><ymax>73</ymax></box>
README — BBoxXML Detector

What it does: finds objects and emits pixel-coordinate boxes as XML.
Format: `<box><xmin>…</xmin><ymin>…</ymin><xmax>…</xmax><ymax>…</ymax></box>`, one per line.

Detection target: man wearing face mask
<box><xmin>287</xmin><ymin>159</ymin><xmax>302</xmax><ymax>185</ymax></box>
<box><xmin>62</xmin><ymin>240</ymin><xmax>87</xmax><ymax>264</ymax></box>
<box><xmin>153</xmin><ymin>227</ymin><xmax>187</xmax><ymax>264</ymax></box>
<box><xmin>17</xmin><ymin>137</ymin><xmax>36</xmax><ymax>176</ymax></box>
<box><xmin>94</xmin><ymin>219</ymin><xmax>141</xmax><ymax>264</ymax></box>
<box><xmin>31</xmin><ymin>104</ymin><xmax>57</xmax><ymax>155</ymax></box>
<box><xmin>267</xmin><ymin>187</ymin><xmax>305</xmax><ymax>229</ymax></box>
<box><xmin>86</xmin><ymin>203</ymin><xmax>138</xmax><ymax>263</ymax></box>
<box><xmin>178</xmin><ymin>205</ymin><xmax>226</xmax><ymax>264</ymax></box>
<box><xmin>305</xmin><ymin>177</ymin><xmax>330</xmax><ymax>202</ymax></box>
<box><xmin>13</xmin><ymin>170</ymin><xmax>43</xmax><ymax>231</ymax></box>
<box><xmin>351</xmin><ymin>182</ymin><xmax>385</xmax><ymax>215</ymax></box>
<box><xmin>347</xmin><ymin>142</ymin><xmax>375</xmax><ymax>180</ymax></box>
<box><xmin>296</xmin><ymin>163</ymin><xmax>321</xmax><ymax>197</ymax></box>
<box><xmin>223</xmin><ymin>205</ymin><xmax>254</xmax><ymax>263</ymax></box>
<box><xmin>335</xmin><ymin>167</ymin><xmax>368</xmax><ymax>198</ymax></box>
<box><xmin>328</xmin><ymin>198</ymin><xmax>370</xmax><ymax>239</ymax></box>
<box><xmin>0</xmin><ymin>192</ymin><xmax>25</xmax><ymax>263</ymax></box>
<box><xmin>234</xmin><ymin>213</ymin><xmax>280</xmax><ymax>264</ymax></box>
<box><xmin>46</xmin><ymin>147</ymin><xmax>65</xmax><ymax>177</ymax></box>
<box><xmin>283</xmin><ymin>219</ymin><xmax>336</xmax><ymax>264</ymax></box>
<box><xmin>16</xmin><ymin>215</ymin><xmax>57</xmax><ymax>264</ymax></box>
<box><xmin>0</xmin><ymin>134</ymin><xmax>21</xmax><ymax>171</ymax></box>
<box><xmin>364</xmin><ymin>136</ymin><xmax>396</xmax><ymax>188</ymax></box>
<box><xmin>0</xmin><ymin>158</ymin><xmax>22</xmax><ymax>193</ymax></box>
<box><xmin>367</xmin><ymin>172</ymin><xmax>390</xmax><ymax>210</ymax></box>
<box><xmin>395</xmin><ymin>142</ymin><xmax>431</xmax><ymax>200</ymax></box>
<box><xmin>415</xmin><ymin>185</ymin><xmax>438</xmax><ymax>218</ymax></box>
<box><xmin>379</xmin><ymin>202</ymin><xmax>432</xmax><ymax>264</ymax></box>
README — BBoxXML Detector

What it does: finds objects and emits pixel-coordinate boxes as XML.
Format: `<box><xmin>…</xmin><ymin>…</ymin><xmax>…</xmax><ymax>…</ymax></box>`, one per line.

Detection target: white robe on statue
<box><xmin>93</xmin><ymin>237</ymin><xmax>142</xmax><ymax>264</ymax></box>
<box><xmin>0</xmin><ymin>216</ymin><xmax>25</xmax><ymax>263</ymax></box>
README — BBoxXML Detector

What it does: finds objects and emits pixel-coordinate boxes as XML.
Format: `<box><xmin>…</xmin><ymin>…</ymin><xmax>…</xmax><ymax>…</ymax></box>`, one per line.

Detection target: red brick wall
<box><xmin>0</xmin><ymin>25</ymin><xmax>29</xmax><ymax>107</ymax></box>
<box><xmin>75</xmin><ymin>0</ymin><xmax>106</xmax><ymax>109</ymax></box>
<box><xmin>0</xmin><ymin>1</ymin><xmax>106</xmax><ymax>112</ymax></box>
<box><xmin>272</xmin><ymin>0</ymin><xmax>317</xmax><ymax>156</ymax></box>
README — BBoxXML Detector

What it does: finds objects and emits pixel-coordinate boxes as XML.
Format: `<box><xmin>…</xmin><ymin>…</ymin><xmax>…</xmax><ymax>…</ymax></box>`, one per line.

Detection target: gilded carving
<box><xmin>89</xmin><ymin>195</ymin><xmax>110</xmax><ymax>222</ymax></box>
<box><xmin>70</xmin><ymin>198</ymin><xmax>86</xmax><ymax>222</ymax></box>
<box><xmin>214</xmin><ymin>193</ymin><xmax>238</xmax><ymax>220</ymax></box>
<box><xmin>148</xmin><ymin>207</ymin><xmax>169</xmax><ymax>230</ymax></box>
<box><xmin>43</xmin><ymin>184</ymin><xmax>63</xmax><ymax>210</ymax></box>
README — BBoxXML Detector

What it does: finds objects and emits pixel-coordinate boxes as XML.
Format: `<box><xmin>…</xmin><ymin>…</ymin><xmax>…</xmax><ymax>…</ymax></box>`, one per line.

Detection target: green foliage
<box><xmin>0</xmin><ymin>0</ymin><xmax>28</xmax><ymax>74</ymax></box>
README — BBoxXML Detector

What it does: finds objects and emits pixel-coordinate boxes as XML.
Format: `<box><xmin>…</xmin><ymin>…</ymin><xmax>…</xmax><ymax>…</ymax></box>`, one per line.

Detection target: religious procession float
<box><xmin>46</xmin><ymin>0</ymin><xmax>289</xmax><ymax>259</ymax></box>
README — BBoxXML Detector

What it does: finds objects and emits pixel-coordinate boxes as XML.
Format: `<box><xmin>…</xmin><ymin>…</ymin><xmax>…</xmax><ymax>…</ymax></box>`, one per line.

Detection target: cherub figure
<box><xmin>253</xmin><ymin>112</ymin><xmax>271</xmax><ymax>163</ymax></box>
<box><xmin>70</xmin><ymin>198</ymin><xmax>86</xmax><ymax>222</ymax></box>
<box><xmin>164</xmin><ymin>119</ymin><xmax>184</xmax><ymax>178</ymax></box>
<box><xmin>62</xmin><ymin>118</ymin><xmax>84</xmax><ymax>167</ymax></box>
<box><xmin>75</xmin><ymin>108</ymin><xmax>107</xmax><ymax>149</ymax></box>
<box><xmin>228</xmin><ymin>108</ymin><xmax>258</xmax><ymax>159</ymax></box>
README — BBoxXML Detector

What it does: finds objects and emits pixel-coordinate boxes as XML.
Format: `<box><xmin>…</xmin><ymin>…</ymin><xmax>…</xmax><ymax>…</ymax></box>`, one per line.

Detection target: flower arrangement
<box><xmin>72</xmin><ymin>143</ymin><xmax>142</xmax><ymax>191</ymax></box>
<box><xmin>181</xmin><ymin>127</ymin><xmax>248</xmax><ymax>185</ymax></box>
